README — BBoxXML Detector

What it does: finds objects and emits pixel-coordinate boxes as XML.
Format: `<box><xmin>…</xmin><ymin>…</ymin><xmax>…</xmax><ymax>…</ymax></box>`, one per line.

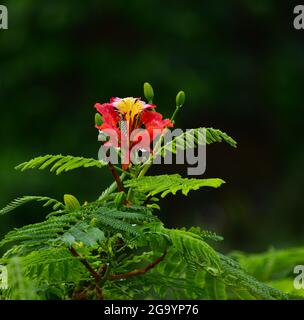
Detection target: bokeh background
<box><xmin>0</xmin><ymin>0</ymin><xmax>303</xmax><ymax>253</ymax></box>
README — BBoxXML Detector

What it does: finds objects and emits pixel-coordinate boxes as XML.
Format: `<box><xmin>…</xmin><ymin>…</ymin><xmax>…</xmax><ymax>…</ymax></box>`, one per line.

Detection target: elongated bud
<box><xmin>176</xmin><ymin>91</ymin><xmax>186</xmax><ymax>107</ymax></box>
<box><xmin>95</xmin><ymin>113</ymin><xmax>103</xmax><ymax>126</ymax></box>
<box><xmin>143</xmin><ymin>82</ymin><xmax>154</xmax><ymax>103</ymax></box>
<box><xmin>64</xmin><ymin>194</ymin><xmax>81</xmax><ymax>211</ymax></box>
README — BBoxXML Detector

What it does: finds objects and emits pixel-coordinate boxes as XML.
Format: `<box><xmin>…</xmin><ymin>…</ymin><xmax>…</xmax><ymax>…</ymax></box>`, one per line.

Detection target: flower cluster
<box><xmin>94</xmin><ymin>97</ymin><xmax>173</xmax><ymax>169</ymax></box>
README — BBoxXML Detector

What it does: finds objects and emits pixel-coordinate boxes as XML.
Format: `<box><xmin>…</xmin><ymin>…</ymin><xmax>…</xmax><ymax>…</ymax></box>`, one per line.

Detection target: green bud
<box><xmin>143</xmin><ymin>82</ymin><xmax>154</xmax><ymax>103</ymax></box>
<box><xmin>176</xmin><ymin>90</ymin><xmax>186</xmax><ymax>107</ymax></box>
<box><xmin>95</xmin><ymin>113</ymin><xmax>103</xmax><ymax>126</ymax></box>
<box><xmin>64</xmin><ymin>194</ymin><xmax>81</xmax><ymax>211</ymax></box>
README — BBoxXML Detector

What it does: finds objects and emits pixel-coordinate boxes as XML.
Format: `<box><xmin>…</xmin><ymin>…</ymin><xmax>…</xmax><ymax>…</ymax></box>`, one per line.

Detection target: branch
<box><xmin>95</xmin><ymin>284</ymin><xmax>103</xmax><ymax>300</ymax></box>
<box><xmin>108</xmin><ymin>162</ymin><xmax>124</xmax><ymax>192</ymax></box>
<box><xmin>69</xmin><ymin>247</ymin><xmax>100</xmax><ymax>281</ymax></box>
<box><xmin>69</xmin><ymin>247</ymin><xmax>105</xmax><ymax>299</ymax></box>
<box><xmin>109</xmin><ymin>250</ymin><xmax>167</xmax><ymax>280</ymax></box>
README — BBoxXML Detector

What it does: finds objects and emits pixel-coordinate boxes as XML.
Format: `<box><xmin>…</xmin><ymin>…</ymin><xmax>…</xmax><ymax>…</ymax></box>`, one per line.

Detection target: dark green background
<box><xmin>0</xmin><ymin>0</ymin><xmax>303</xmax><ymax>252</ymax></box>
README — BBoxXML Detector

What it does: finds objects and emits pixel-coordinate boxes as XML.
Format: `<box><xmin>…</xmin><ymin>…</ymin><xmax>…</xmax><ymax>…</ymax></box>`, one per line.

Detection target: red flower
<box><xmin>95</xmin><ymin>97</ymin><xmax>173</xmax><ymax>169</ymax></box>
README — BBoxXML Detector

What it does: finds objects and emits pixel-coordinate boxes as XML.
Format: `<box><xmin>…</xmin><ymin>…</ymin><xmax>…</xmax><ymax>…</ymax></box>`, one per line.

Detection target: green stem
<box><xmin>113</xmin><ymin>165</ymin><xmax>132</xmax><ymax>177</ymax></box>
<box><xmin>137</xmin><ymin>129</ymin><xmax>165</xmax><ymax>178</ymax></box>
<box><xmin>170</xmin><ymin>105</ymin><xmax>182</xmax><ymax>123</ymax></box>
<box><xmin>138</xmin><ymin>162</ymin><xmax>152</xmax><ymax>178</ymax></box>
<box><xmin>99</xmin><ymin>264</ymin><xmax>111</xmax><ymax>286</ymax></box>
<box><xmin>126</xmin><ymin>187</ymin><xmax>133</xmax><ymax>201</ymax></box>
<box><xmin>137</xmin><ymin>104</ymin><xmax>182</xmax><ymax>179</ymax></box>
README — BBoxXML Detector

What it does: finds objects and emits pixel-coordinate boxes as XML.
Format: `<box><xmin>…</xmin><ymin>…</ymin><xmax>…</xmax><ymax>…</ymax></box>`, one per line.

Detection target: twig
<box><xmin>108</xmin><ymin>250</ymin><xmax>167</xmax><ymax>280</ymax></box>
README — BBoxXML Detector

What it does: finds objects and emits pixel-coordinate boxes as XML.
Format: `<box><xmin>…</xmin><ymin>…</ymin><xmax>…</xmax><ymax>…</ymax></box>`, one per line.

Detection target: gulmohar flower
<box><xmin>94</xmin><ymin>97</ymin><xmax>173</xmax><ymax>169</ymax></box>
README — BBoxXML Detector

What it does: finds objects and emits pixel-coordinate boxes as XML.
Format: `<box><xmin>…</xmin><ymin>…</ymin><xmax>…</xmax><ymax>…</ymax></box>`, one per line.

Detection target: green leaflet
<box><xmin>124</xmin><ymin>174</ymin><xmax>225</xmax><ymax>198</ymax></box>
<box><xmin>63</xmin><ymin>194</ymin><xmax>81</xmax><ymax>211</ymax></box>
<box><xmin>205</xmin><ymin>127</ymin><xmax>237</xmax><ymax>147</ymax></box>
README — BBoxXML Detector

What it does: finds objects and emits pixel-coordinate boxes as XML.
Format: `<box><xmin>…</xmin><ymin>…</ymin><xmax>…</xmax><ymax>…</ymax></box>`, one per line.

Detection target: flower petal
<box><xmin>95</xmin><ymin>103</ymin><xmax>120</xmax><ymax>127</ymax></box>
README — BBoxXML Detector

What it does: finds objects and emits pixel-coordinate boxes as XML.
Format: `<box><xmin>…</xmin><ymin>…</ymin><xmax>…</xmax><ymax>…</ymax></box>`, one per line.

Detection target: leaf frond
<box><xmin>124</xmin><ymin>174</ymin><xmax>225</xmax><ymax>198</ymax></box>
<box><xmin>0</xmin><ymin>196</ymin><xmax>64</xmax><ymax>216</ymax></box>
<box><xmin>15</xmin><ymin>154</ymin><xmax>106</xmax><ymax>175</ymax></box>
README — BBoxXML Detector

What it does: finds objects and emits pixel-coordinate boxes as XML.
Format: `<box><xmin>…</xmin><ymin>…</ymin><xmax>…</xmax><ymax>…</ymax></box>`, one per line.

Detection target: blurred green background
<box><xmin>0</xmin><ymin>0</ymin><xmax>303</xmax><ymax>253</ymax></box>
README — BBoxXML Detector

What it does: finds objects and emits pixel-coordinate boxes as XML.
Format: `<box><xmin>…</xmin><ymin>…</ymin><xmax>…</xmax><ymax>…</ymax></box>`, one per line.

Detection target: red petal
<box><xmin>140</xmin><ymin>111</ymin><xmax>173</xmax><ymax>141</ymax></box>
<box><xmin>95</xmin><ymin>103</ymin><xmax>120</xmax><ymax>127</ymax></box>
<box><xmin>141</xmin><ymin>111</ymin><xmax>173</xmax><ymax>129</ymax></box>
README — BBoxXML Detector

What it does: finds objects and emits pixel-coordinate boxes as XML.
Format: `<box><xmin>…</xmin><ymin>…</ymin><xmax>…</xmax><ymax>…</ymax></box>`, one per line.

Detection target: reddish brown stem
<box><xmin>69</xmin><ymin>247</ymin><xmax>104</xmax><ymax>299</ymax></box>
<box><xmin>69</xmin><ymin>247</ymin><xmax>101</xmax><ymax>281</ymax></box>
<box><xmin>109</xmin><ymin>250</ymin><xmax>167</xmax><ymax>280</ymax></box>
<box><xmin>95</xmin><ymin>284</ymin><xmax>103</xmax><ymax>300</ymax></box>
<box><xmin>108</xmin><ymin>162</ymin><xmax>124</xmax><ymax>192</ymax></box>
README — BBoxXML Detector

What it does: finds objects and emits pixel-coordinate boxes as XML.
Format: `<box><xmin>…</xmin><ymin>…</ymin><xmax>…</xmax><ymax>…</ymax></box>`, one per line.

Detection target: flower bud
<box><xmin>95</xmin><ymin>113</ymin><xmax>103</xmax><ymax>126</ymax></box>
<box><xmin>64</xmin><ymin>194</ymin><xmax>81</xmax><ymax>211</ymax></box>
<box><xmin>143</xmin><ymin>82</ymin><xmax>154</xmax><ymax>103</ymax></box>
<box><xmin>176</xmin><ymin>90</ymin><xmax>186</xmax><ymax>107</ymax></box>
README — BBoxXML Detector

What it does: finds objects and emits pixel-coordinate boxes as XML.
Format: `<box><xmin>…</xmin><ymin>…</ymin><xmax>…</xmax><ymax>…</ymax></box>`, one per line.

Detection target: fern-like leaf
<box><xmin>0</xmin><ymin>196</ymin><xmax>64</xmax><ymax>216</ymax></box>
<box><xmin>219</xmin><ymin>254</ymin><xmax>288</xmax><ymax>300</ymax></box>
<box><xmin>164</xmin><ymin>228</ymin><xmax>222</xmax><ymax>275</ymax></box>
<box><xmin>15</xmin><ymin>154</ymin><xmax>106</xmax><ymax>175</ymax></box>
<box><xmin>0</xmin><ymin>212</ymin><xmax>82</xmax><ymax>248</ymax></box>
<box><xmin>205</xmin><ymin>128</ymin><xmax>237</xmax><ymax>147</ymax></box>
<box><xmin>92</xmin><ymin>214</ymin><xmax>141</xmax><ymax>236</ymax></box>
<box><xmin>155</xmin><ymin>127</ymin><xmax>237</xmax><ymax>158</ymax></box>
<box><xmin>124</xmin><ymin>174</ymin><xmax>225</xmax><ymax>198</ymax></box>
